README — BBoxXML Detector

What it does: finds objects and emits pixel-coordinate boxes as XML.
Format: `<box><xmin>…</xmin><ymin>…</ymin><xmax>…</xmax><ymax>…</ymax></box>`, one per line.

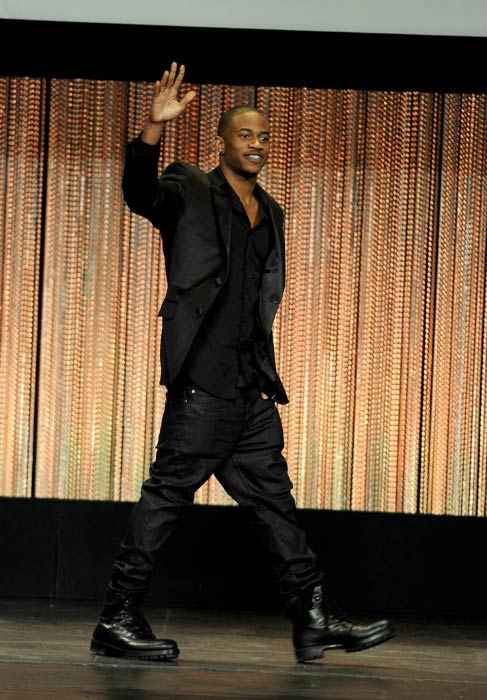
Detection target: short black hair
<box><xmin>217</xmin><ymin>106</ymin><xmax>264</xmax><ymax>136</ymax></box>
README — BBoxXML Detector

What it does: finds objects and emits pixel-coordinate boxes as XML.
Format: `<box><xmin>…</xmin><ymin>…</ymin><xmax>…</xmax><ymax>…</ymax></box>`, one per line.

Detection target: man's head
<box><xmin>215</xmin><ymin>106</ymin><xmax>270</xmax><ymax>179</ymax></box>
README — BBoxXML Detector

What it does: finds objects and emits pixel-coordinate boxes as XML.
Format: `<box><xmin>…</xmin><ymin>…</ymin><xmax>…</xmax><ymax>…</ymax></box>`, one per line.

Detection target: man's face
<box><xmin>218</xmin><ymin>111</ymin><xmax>270</xmax><ymax>178</ymax></box>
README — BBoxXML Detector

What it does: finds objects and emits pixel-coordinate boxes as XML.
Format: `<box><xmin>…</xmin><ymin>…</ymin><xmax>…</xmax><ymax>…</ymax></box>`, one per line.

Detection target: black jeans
<box><xmin>108</xmin><ymin>383</ymin><xmax>322</xmax><ymax>605</ymax></box>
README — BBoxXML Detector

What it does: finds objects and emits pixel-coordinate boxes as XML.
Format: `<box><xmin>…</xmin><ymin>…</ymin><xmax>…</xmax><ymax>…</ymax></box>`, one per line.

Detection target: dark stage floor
<box><xmin>0</xmin><ymin>600</ymin><xmax>486</xmax><ymax>699</ymax></box>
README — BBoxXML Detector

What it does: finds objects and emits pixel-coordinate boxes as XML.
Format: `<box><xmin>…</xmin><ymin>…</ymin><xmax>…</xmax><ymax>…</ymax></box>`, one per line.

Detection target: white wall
<box><xmin>1</xmin><ymin>0</ymin><xmax>487</xmax><ymax>38</ymax></box>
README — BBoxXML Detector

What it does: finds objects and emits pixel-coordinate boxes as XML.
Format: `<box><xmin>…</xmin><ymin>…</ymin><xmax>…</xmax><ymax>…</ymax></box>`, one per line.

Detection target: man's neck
<box><xmin>219</xmin><ymin>164</ymin><xmax>257</xmax><ymax>206</ymax></box>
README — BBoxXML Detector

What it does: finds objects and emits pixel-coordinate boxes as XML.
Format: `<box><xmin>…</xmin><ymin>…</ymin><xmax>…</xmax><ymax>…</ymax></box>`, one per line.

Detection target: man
<box><xmin>90</xmin><ymin>62</ymin><xmax>394</xmax><ymax>663</ymax></box>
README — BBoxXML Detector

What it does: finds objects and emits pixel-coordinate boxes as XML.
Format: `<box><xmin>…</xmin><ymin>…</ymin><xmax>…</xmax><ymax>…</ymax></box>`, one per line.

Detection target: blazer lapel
<box><xmin>259</xmin><ymin>188</ymin><xmax>285</xmax><ymax>292</ymax></box>
<box><xmin>208</xmin><ymin>169</ymin><xmax>232</xmax><ymax>278</ymax></box>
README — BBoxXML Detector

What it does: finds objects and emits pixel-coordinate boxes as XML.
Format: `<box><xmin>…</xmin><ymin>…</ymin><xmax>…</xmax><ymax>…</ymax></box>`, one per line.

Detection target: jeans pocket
<box><xmin>188</xmin><ymin>386</ymin><xmax>227</xmax><ymax>407</ymax></box>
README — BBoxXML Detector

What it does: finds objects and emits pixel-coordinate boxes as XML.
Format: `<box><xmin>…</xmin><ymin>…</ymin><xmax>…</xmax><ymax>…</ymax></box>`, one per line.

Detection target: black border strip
<box><xmin>1</xmin><ymin>19</ymin><xmax>487</xmax><ymax>93</ymax></box>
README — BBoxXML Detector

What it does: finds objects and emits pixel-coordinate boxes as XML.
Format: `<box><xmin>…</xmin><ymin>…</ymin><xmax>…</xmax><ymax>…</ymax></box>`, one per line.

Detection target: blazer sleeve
<box><xmin>122</xmin><ymin>136</ymin><xmax>190</xmax><ymax>233</ymax></box>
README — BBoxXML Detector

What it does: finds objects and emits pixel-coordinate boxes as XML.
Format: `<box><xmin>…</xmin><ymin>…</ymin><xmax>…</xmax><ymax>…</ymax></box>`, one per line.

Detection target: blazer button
<box><xmin>196</xmin><ymin>306</ymin><xmax>204</xmax><ymax>315</ymax></box>
<box><xmin>215</xmin><ymin>277</ymin><xmax>223</xmax><ymax>286</ymax></box>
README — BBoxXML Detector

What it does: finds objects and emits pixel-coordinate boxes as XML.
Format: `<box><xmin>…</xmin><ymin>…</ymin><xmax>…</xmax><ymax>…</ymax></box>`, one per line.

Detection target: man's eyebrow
<box><xmin>238</xmin><ymin>127</ymin><xmax>270</xmax><ymax>134</ymax></box>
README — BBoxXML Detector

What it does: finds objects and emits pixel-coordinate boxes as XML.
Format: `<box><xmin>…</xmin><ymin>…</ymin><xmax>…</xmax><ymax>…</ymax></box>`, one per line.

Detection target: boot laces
<box><xmin>116</xmin><ymin>600</ymin><xmax>151</xmax><ymax>635</ymax></box>
<box><xmin>324</xmin><ymin>596</ymin><xmax>351</xmax><ymax>625</ymax></box>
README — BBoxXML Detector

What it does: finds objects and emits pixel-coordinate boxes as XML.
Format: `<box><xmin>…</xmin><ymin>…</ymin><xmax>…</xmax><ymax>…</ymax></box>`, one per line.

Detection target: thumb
<box><xmin>180</xmin><ymin>90</ymin><xmax>197</xmax><ymax>108</ymax></box>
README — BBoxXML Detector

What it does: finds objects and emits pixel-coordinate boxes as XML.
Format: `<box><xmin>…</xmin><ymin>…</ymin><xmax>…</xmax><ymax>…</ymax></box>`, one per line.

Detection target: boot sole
<box><xmin>295</xmin><ymin>644</ymin><xmax>327</xmax><ymax>663</ymax></box>
<box><xmin>295</xmin><ymin>628</ymin><xmax>395</xmax><ymax>663</ymax></box>
<box><xmin>90</xmin><ymin>638</ymin><xmax>179</xmax><ymax>661</ymax></box>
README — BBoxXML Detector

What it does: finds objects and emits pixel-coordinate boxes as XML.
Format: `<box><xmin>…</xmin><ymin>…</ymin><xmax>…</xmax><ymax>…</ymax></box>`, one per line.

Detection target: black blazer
<box><xmin>122</xmin><ymin>137</ymin><xmax>289</xmax><ymax>404</ymax></box>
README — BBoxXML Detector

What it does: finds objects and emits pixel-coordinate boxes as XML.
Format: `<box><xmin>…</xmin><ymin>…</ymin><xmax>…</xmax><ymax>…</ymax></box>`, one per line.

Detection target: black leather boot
<box><xmin>288</xmin><ymin>585</ymin><xmax>395</xmax><ymax>663</ymax></box>
<box><xmin>90</xmin><ymin>592</ymin><xmax>179</xmax><ymax>661</ymax></box>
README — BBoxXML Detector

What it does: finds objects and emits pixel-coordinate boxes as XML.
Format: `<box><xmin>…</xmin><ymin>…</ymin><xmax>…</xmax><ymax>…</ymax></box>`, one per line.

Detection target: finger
<box><xmin>173</xmin><ymin>63</ymin><xmax>186</xmax><ymax>90</ymax></box>
<box><xmin>167</xmin><ymin>61</ymin><xmax>177</xmax><ymax>88</ymax></box>
<box><xmin>180</xmin><ymin>90</ymin><xmax>197</xmax><ymax>108</ymax></box>
<box><xmin>159</xmin><ymin>69</ymin><xmax>169</xmax><ymax>90</ymax></box>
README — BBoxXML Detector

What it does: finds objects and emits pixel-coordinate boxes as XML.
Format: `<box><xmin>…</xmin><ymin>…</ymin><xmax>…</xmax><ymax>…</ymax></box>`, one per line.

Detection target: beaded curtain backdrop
<box><xmin>0</xmin><ymin>77</ymin><xmax>486</xmax><ymax>515</ymax></box>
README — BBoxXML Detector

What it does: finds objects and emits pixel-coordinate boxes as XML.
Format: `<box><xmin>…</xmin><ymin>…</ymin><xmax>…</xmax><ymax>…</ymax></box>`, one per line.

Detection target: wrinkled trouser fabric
<box><xmin>107</xmin><ymin>383</ymin><xmax>323</xmax><ymax>605</ymax></box>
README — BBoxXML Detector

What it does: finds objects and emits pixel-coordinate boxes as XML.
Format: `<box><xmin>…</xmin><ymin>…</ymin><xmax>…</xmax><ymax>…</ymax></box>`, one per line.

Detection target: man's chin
<box><xmin>222</xmin><ymin>160</ymin><xmax>265</xmax><ymax>179</ymax></box>
<box><xmin>238</xmin><ymin>164</ymin><xmax>264</xmax><ymax>179</ymax></box>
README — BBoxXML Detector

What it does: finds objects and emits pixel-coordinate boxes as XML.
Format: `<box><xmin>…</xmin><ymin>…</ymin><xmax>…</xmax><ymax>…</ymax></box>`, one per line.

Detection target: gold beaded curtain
<box><xmin>0</xmin><ymin>77</ymin><xmax>486</xmax><ymax>515</ymax></box>
<box><xmin>0</xmin><ymin>77</ymin><xmax>45</xmax><ymax>497</ymax></box>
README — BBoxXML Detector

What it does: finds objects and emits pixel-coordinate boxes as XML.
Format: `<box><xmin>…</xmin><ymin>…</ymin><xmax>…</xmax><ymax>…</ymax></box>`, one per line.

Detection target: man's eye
<box><xmin>240</xmin><ymin>134</ymin><xmax>249</xmax><ymax>139</ymax></box>
<box><xmin>260</xmin><ymin>136</ymin><xmax>269</xmax><ymax>142</ymax></box>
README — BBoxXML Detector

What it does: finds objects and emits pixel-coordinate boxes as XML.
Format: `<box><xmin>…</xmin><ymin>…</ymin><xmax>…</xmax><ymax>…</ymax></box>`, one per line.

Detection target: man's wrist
<box><xmin>147</xmin><ymin>117</ymin><xmax>167</xmax><ymax>125</ymax></box>
<box><xmin>140</xmin><ymin>119</ymin><xmax>166</xmax><ymax>145</ymax></box>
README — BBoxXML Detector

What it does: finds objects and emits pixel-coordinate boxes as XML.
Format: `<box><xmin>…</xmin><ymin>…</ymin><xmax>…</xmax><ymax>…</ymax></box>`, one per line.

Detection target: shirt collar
<box><xmin>211</xmin><ymin>166</ymin><xmax>267</xmax><ymax>215</ymax></box>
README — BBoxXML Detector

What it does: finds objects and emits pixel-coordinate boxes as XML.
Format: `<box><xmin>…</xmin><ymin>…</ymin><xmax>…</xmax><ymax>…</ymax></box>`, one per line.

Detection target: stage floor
<box><xmin>0</xmin><ymin>600</ymin><xmax>486</xmax><ymax>699</ymax></box>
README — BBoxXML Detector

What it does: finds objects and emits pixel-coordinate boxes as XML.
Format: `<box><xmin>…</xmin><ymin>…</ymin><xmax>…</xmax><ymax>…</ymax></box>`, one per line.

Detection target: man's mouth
<box><xmin>245</xmin><ymin>153</ymin><xmax>264</xmax><ymax>163</ymax></box>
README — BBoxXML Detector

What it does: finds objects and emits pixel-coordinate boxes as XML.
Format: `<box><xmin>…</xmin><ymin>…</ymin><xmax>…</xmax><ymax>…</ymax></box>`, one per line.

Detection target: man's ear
<box><xmin>215</xmin><ymin>136</ymin><xmax>225</xmax><ymax>156</ymax></box>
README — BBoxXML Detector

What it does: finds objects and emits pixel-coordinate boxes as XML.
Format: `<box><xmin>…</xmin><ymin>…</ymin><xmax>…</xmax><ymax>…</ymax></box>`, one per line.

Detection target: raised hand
<box><xmin>149</xmin><ymin>62</ymin><xmax>196</xmax><ymax>124</ymax></box>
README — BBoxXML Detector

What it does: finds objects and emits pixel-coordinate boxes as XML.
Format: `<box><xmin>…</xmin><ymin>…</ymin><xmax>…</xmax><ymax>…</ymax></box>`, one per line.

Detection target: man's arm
<box><xmin>122</xmin><ymin>63</ymin><xmax>197</xmax><ymax>227</ymax></box>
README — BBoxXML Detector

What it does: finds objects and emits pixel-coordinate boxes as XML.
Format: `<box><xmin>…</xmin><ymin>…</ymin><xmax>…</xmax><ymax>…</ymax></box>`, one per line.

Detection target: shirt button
<box><xmin>196</xmin><ymin>306</ymin><xmax>203</xmax><ymax>315</ymax></box>
<box><xmin>215</xmin><ymin>277</ymin><xmax>223</xmax><ymax>286</ymax></box>
<box><xmin>270</xmin><ymin>297</ymin><xmax>279</xmax><ymax>304</ymax></box>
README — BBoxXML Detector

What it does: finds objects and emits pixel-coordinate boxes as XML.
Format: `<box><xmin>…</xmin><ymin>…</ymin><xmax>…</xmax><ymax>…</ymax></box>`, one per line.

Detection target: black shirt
<box><xmin>182</xmin><ymin>167</ymin><xmax>274</xmax><ymax>398</ymax></box>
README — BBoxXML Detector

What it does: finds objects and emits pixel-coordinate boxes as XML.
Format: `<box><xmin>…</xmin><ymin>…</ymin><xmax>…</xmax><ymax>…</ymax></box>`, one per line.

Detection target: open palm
<box><xmin>150</xmin><ymin>62</ymin><xmax>196</xmax><ymax>123</ymax></box>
